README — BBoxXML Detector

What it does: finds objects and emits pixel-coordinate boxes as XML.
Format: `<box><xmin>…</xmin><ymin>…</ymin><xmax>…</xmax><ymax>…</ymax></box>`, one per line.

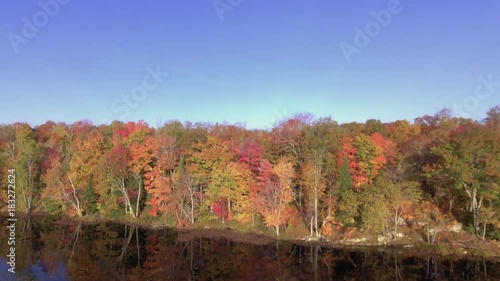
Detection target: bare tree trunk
<box><xmin>314</xmin><ymin>184</ymin><xmax>318</xmax><ymax>237</ymax></box>
<box><xmin>135</xmin><ymin>176</ymin><xmax>142</xmax><ymax>218</ymax></box>
<box><xmin>25</xmin><ymin>159</ymin><xmax>34</xmax><ymax>211</ymax></box>
<box><xmin>277</xmin><ymin>185</ymin><xmax>282</xmax><ymax>237</ymax></box>
<box><xmin>464</xmin><ymin>183</ymin><xmax>483</xmax><ymax>236</ymax></box>
<box><xmin>68</xmin><ymin>176</ymin><xmax>83</xmax><ymax>217</ymax></box>
<box><xmin>118</xmin><ymin>178</ymin><xmax>135</xmax><ymax>218</ymax></box>
<box><xmin>394</xmin><ymin>208</ymin><xmax>399</xmax><ymax>241</ymax></box>
<box><xmin>310</xmin><ymin>216</ymin><xmax>314</xmax><ymax>237</ymax></box>
<box><xmin>298</xmin><ymin>188</ymin><xmax>303</xmax><ymax>218</ymax></box>
<box><xmin>190</xmin><ymin>185</ymin><xmax>195</xmax><ymax>223</ymax></box>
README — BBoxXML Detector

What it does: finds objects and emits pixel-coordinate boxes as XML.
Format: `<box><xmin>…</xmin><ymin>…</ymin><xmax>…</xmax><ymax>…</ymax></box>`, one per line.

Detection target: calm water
<box><xmin>1</xmin><ymin>216</ymin><xmax>499</xmax><ymax>281</ymax></box>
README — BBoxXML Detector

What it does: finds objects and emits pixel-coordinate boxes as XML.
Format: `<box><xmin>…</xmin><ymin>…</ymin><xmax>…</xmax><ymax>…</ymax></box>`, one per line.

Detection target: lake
<box><xmin>1</xmin><ymin>216</ymin><xmax>499</xmax><ymax>280</ymax></box>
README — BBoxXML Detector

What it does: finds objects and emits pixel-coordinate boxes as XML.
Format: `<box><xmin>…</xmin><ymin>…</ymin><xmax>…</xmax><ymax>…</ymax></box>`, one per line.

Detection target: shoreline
<box><xmin>6</xmin><ymin>212</ymin><xmax>500</xmax><ymax>261</ymax></box>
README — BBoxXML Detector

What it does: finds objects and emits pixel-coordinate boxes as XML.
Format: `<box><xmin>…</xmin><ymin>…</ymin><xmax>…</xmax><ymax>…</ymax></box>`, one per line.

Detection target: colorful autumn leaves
<box><xmin>189</xmin><ymin>135</ymin><xmax>296</xmax><ymax>235</ymax></box>
<box><xmin>1</xmin><ymin>106</ymin><xmax>498</xmax><ymax>240</ymax></box>
<box><xmin>0</xmin><ymin>120</ymin><xmax>414</xmax><ymax>237</ymax></box>
<box><xmin>339</xmin><ymin>133</ymin><xmax>395</xmax><ymax>190</ymax></box>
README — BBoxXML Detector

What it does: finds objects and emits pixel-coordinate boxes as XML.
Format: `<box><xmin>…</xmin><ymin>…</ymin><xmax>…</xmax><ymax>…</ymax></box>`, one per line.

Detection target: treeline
<box><xmin>0</xmin><ymin>106</ymin><xmax>499</xmax><ymax>239</ymax></box>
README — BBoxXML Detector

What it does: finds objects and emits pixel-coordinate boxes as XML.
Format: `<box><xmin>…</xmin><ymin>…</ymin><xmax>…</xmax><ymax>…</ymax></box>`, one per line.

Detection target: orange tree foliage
<box><xmin>125</xmin><ymin>123</ymin><xmax>156</xmax><ymax>218</ymax></box>
<box><xmin>338</xmin><ymin>133</ymin><xmax>393</xmax><ymax>190</ymax></box>
<box><xmin>255</xmin><ymin>157</ymin><xmax>296</xmax><ymax>236</ymax></box>
<box><xmin>143</xmin><ymin>134</ymin><xmax>177</xmax><ymax>217</ymax></box>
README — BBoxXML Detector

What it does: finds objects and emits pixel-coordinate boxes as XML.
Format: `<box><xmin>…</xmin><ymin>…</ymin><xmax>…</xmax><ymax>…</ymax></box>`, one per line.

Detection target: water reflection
<box><xmin>0</xmin><ymin>216</ymin><xmax>498</xmax><ymax>280</ymax></box>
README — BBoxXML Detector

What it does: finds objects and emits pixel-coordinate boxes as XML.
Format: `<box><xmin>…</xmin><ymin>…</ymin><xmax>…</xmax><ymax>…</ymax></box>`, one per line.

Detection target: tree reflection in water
<box><xmin>0</xmin><ymin>216</ymin><xmax>498</xmax><ymax>280</ymax></box>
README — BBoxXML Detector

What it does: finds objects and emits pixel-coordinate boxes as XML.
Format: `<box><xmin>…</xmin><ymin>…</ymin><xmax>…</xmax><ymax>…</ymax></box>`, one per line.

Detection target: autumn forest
<box><xmin>1</xmin><ymin>106</ymin><xmax>499</xmax><ymax>243</ymax></box>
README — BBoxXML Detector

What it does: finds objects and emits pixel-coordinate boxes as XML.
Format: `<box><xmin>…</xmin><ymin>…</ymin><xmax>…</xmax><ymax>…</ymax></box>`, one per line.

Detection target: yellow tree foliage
<box><xmin>259</xmin><ymin>157</ymin><xmax>296</xmax><ymax>236</ymax></box>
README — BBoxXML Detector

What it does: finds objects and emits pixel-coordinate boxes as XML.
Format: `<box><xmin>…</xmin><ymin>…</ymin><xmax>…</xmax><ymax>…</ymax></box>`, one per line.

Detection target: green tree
<box><xmin>188</xmin><ymin>135</ymin><xmax>251</xmax><ymax>221</ymax></box>
<box><xmin>384</xmin><ymin>180</ymin><xmax>421</xmax><ymax>238</ymax></box>
<box><xmin>14</xmin><ymin>123</ymin><xmax>42</xmax><ymax>212</ymax></box>
<box><xmin>423</xmin><ymin>123</ymin><xmax>500</xmax><ymax>236</ymax></box>
<box><xmin>359</xmin><ymin>186</ymin><xmax>390</xmax><ymax>233</ymax></box>
<box><xmin>84</xmin><ymin>181</ymin><xmax>98</xmax><ymax>215</ymax></box>
<box><xmin>301</xmin><ymin>117</ymin><xmax>340</xmax><ymax>237</ymax></box>
<box><xmin>336</xmin><ymin>157</ymin><xmax>360</xmax><ymax>227</ymax></box>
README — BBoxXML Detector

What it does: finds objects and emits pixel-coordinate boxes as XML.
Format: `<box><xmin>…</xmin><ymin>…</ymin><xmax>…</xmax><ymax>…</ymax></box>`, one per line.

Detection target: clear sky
<box><xmin>1</xmin><ymin>0</ymin><xmax>499</xmax><ymax>129</ymax></box>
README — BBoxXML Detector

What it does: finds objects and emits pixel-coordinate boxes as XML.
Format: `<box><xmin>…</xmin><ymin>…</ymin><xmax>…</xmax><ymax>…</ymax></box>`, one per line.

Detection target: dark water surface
<box><xmin>1</xmin><ymin>216</ymin><xmax>499</xmax><ymax>280</ymax></box>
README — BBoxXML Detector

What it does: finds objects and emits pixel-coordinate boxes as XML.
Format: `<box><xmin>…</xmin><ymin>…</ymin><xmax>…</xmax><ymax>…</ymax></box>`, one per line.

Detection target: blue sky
<box><xmin>1</xmin><ymin>0</ymin><xmax>499</xmax><ymax>129</ymax></box>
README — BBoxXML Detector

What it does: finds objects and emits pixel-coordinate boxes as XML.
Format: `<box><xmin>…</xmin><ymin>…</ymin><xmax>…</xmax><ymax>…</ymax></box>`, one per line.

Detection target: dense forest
<box><xmin>1</xmin><ymin>106</ymin><xmax>499</xmax><ymax>242</ymax></box>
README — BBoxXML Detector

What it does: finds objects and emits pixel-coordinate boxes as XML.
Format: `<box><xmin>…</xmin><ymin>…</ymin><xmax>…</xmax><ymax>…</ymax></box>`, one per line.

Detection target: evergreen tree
<box><xmin>84</xmin><ymin>181</ymin><xmax>98</xmax><ymax>215</ymax></box>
